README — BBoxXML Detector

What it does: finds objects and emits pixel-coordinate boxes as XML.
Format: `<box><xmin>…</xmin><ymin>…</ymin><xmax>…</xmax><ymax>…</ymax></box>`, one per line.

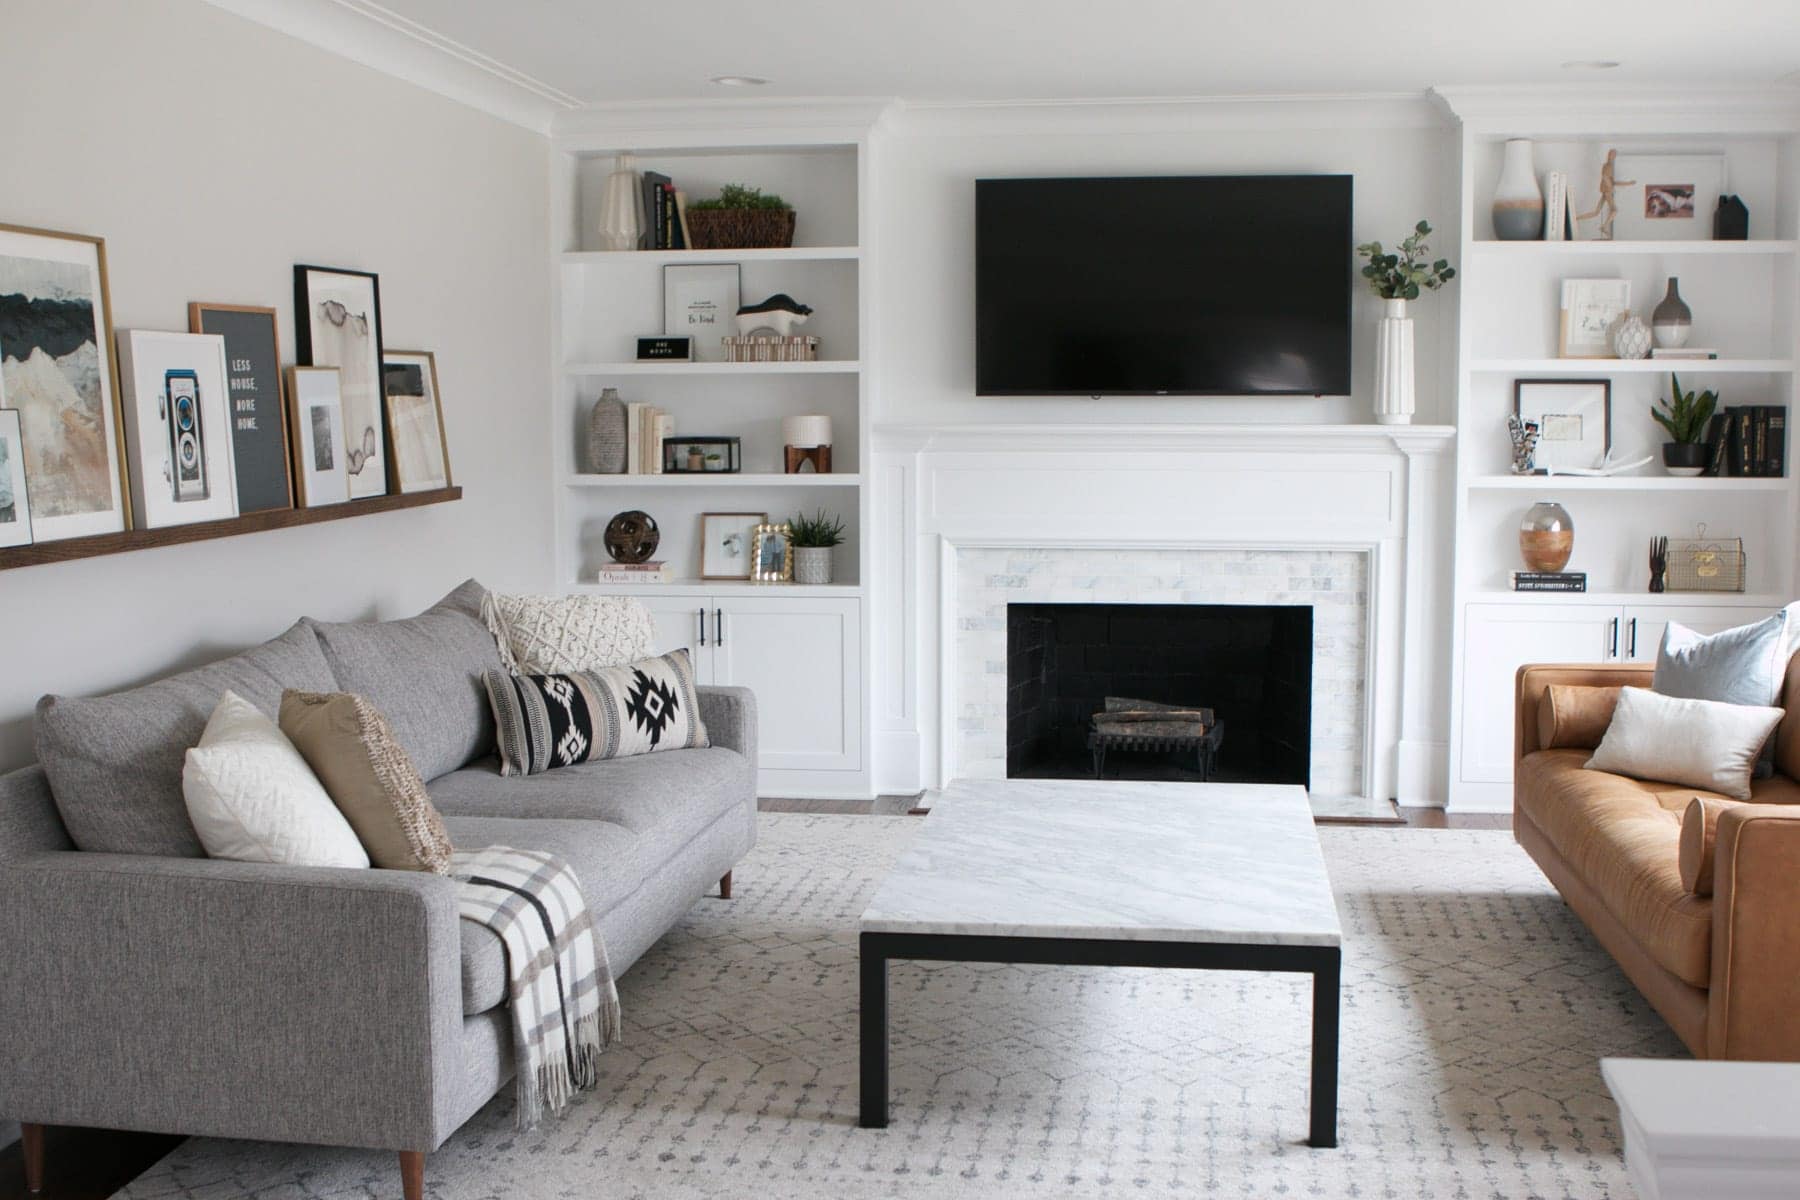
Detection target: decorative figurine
<box><xmin>735</xmin><ymin>293</ymin><xmax>813</xmax><ymax>338</ymax></box>
<box><xmin>603</xmin><ymin>509</ymin><xmax>660</xmax><ymax>563</ymax></box>
<box><xmin>1648</xmin><ymin>535</ymin><xmax>1668</xmax><ymax>593</ymax></box>
<box><xmin>1612</xmin><ymin>311</ymin><xmax>1652</xmax><ymax>360</ymax></box>
<box><xmin>1576</xmin><ymin>149</ymin><xmax>1635</xmax><ymax>241</ymax></box>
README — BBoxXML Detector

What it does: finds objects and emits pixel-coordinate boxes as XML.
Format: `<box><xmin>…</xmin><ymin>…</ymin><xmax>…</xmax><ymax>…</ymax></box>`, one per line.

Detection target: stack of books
<box><xmin>625</xmin><ymin>404</ymin><xmax>673</xmax><ymax>474</ymax></box>
<box><xmin>640</xmin><ymin>171</ymin><xmax>692</xmax><ymax>250</ymax></box>
<box><xmin>594</xmin><ymin>561</ymin><xmax>674</xmax><ymax>585</ymax></box>
<box><xmin>1542</xmin><ymin>172</ymin><xmax>1572</xmax><ymax>241</ymax></box>
<box><xmin>1705</xmin><ymin>406</ymin><xmax>1787</xmax><ymax>477</ymax></box>
<box><xmin>1650</xmin><ymin>348</ymin><xmax>1719</xmax><ymax>360</ymax></box>
<box><xmin>1513</xmin><ymin>571</ymin><xmax>1587</xmax><ymax>593</ymax></box>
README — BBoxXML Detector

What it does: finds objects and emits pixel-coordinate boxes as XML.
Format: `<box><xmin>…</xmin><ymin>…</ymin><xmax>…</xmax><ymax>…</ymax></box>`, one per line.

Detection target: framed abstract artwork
<box><xmin>285</xmin><ymin>366</ymin><xmax>349</xmax><ymax>507</ymax></box>
<box><xmin>189</xmin><ymin>302</ymin><xmax>293</xmax><ymax>512</ymax></box>
<box><xmin>0</xmin><ymin>409</ymin><xmax>33</xmax><ymax>548</ymax></box>
<box><xmin>0</xmin><ymin>223</ymin><xmax>128</xmax><ymax>540</ymax></box>
<box><xmin>114</xmin><ymin>329</ymin><xmax>240</xmax><ymax>528</ymax></box>
<box><xmin>381</xmin><ymin>350</ymin><xmax>451</xmax><ymax>493</ymax></box>
<box><xmin>294</xmin><ymin>264</ymin><xmax>387</xmax><ymax>499</ymax></box>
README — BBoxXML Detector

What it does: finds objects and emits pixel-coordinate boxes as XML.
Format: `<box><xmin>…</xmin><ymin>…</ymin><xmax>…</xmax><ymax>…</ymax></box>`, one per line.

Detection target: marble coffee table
<box><xmin>859</xmin><ymin>778</ymin><xmax>1344</xmax><ymax>1147</ymax></box>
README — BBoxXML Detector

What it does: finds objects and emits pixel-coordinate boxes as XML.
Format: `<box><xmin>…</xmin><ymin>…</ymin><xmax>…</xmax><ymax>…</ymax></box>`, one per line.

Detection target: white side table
<box><xmin>1603</xmin><ymin>1058</ymin><xmax>1800</xmax><ymax>1199</ymax></box>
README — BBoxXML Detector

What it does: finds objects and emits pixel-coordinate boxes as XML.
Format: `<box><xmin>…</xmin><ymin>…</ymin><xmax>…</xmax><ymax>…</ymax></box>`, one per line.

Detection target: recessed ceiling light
<box><xmin>710</xmin><ymin>75</ymin><xmax>768</xmax><ymax>87</ymax></box>
<box><xmin>1561</xmin><ymin>59</ymin><xmax>1621</xmax><ymax>70</ymax></box>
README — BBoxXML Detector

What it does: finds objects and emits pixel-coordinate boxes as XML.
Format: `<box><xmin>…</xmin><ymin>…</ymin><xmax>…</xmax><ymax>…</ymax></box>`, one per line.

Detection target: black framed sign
<box><xmin>189</xmin><ymin>303</ymin><xmax>293</xmax><ymax>512</ymax></box>
<box><xmin>294</xmin><ymin>264</ymin><xmax>387</xmax><ymax>499</ymax></box>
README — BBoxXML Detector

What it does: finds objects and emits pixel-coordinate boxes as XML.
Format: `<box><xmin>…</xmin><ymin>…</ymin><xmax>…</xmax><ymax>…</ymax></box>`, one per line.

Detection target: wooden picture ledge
<box><xmin>0</xmin><ymin>486</ymin><xmax>462</xmax><ymax>572</ymax></box>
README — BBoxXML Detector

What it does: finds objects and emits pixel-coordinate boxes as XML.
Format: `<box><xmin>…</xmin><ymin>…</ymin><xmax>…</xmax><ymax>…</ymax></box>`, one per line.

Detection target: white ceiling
<box><xmin>365</xmin><ymin>0</ymin><xmax>1800</xmax><ymax>106</ymax></box>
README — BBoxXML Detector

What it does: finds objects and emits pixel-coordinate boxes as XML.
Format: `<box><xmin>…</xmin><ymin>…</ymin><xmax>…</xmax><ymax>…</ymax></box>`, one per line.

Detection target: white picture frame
<box><xmin>114</xmin><ymin>329</ymin><xmax>241</xmax><ymax>528</ymax></box>
<box><xmin>701</xmin><ymin>510</ymin><xmax>766</xmax><ymax>581</ymax></box>
<box><xmin>1612</xmin><ymin>154</ymin><xmax>1726</xmax><ymax>242</ymax></box>
<box><xmin>1515</xmin><ymin>379</ymin><xmax>1613</xmax><ymax>473</ymax></box>
<box><xmin>1559</xmin><ymin>278</ymin><xmax>1631</xmax><ymax>358</ymax></box>
<box><xmin>286</xmin><ymin>366</ymin><xmax>349</xmax><ymax>507</ymax></box>
<box><xmin>0</xmin><ymin>409</ymin><xmax>33</xmax><ymax>548</ymax></box>
<box><xmin>663</xmin><ymin>264</ymin><xmax>740</xmax><ymax>363</ymax></box>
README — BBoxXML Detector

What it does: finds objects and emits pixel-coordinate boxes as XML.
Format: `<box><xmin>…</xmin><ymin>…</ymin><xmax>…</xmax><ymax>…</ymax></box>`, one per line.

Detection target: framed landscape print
<box><xmin>701</xmin><ymin>511</ymin><xmax>766</xmax><ymax>580</ymax></box>
<box><xmin>381</xmin><ymin>350</ymin><xmax>451</xmax><ymax>493</ymax></box>
<box><xmin>294</xmin><ymin>264</ymin><xmax>387</xmax><ymax>498</ymax></box>
<box><xmin>189</xmin><ymin>302</ymin><xmax>292</xmax><ymax>512</ymax></box>
<box><xmin>1515</xmin><ymin>379</ymin><xmax>1612</xmax><ymax>473</ymax></box>
<box><xmin>114</xmin><ymin>329</ymin><xmax>240</xmax><ymax>528</ymax></box>
<box><xmin>663</xmin><ymin>264</ymin><xmax>739</xmax><ymax>363</ymax></box>
<box><xmin>0</xmin><ymin>409</ymin><xmax>33</xmax><ymax>548</ymax></box>
<box><xmin>0</xmin><ymin>223</ymin><xmax>128</xmax><ymax>540</ymax></box>
<box><xmin>285</xmin><ymin>366</ymin><xmax>348</xmax><ymax>507</ymax></box>
<box><xmin>1612</xmin><ymin>154</ymin><xmax>1725</xmax><ymax>242</ymax></box>
<box><xmin>1558</xmin><ymin>278</ymin><xmax>1631</xmax><ymax>358</ymax></box>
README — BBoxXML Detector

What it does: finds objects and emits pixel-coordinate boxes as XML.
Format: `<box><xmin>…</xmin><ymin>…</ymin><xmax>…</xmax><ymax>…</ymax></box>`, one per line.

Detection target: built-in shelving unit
<box><xmin>1436</xmin><ymin>88</ymin><xmax>1800</xmax><ymax>811</ymax></box>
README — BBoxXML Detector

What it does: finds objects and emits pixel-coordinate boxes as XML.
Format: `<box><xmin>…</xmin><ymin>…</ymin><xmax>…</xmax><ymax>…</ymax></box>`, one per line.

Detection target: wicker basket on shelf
<box><xmin>685</xmin><ymin>208</ymin><xmax>796</xmax><ymax>250</ymax></box>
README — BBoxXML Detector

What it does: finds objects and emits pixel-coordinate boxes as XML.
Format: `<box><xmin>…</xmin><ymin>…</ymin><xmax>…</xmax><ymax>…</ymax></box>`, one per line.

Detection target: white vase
<box><xmin>1373</xmin><ymin>298</ymin><xmax>1415</xmax><ymax>425</ymax></box>
<box><xmin>794</xmin><ymin>546</ymin><xmax>832</xmax><ymax>585</ymax></box>
<box><xmin>1491</xmin><ymin>138</ymin><xmax>1544</xmax><ymax>241</ymax></box>
<box><xmin>597</xmin><ymin>154</ymin><xmax>643</xmax><ymax>251</ymax></box>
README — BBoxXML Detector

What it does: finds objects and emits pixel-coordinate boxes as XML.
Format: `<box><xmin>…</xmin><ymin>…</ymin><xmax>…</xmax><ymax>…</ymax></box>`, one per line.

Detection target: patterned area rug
<box><xmin>119</xmin><ymin>815</ymin><xmax>1682</xmax><ymax>1199</ymax></box>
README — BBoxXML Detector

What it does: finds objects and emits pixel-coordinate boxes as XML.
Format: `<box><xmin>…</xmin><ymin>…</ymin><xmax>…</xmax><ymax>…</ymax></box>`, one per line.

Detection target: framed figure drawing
<box><xmin>381</xmin><ymin>350</ymin><xmax>451</xmax><ymax>493</ymax></box>
<box><xmin>0</xmin><ymin>223</ymin><xmax>129</xmax><ymax>540</ymax></box>
<box><xmin>1515</xmin><ymin>379</ymin><xmax>1612</xmax><ymax>473</ymax></box>
<box><xmin>114</xmin><ymin>329</ymin><xmax>240</xmax><ymax>528</ymax></box>
<box><xmin>286</xmin><ymin>366</ymin><xmax>349</xmax><ymax>507</ymax></box>
<box><xmin>0</xmin><ymin>410</ymin><xmax>33</xmax><ymax>548</ymax></box>
<box><xmin>294</xmin><ymin>265</ymin><xmax>387</xmax><ymax>498</ymax></box>
<box><xmin>1558</xmin><ymin>278</ymin><xmax>1630</xmax><ymax>358</ymax></box>
<box><xmin>663</xmin><ymin>264</ymin><xmax>739</xmax><ymax>363</ymax></box>
<box><xmin>189</xmin><ymin>303</ymin><xmax>292</xmax><ymax>512</ymax></box>
<box><xmin>701</xmin><ymin>511</ymin><xmax>766</xmax><ymax>580</ymax></box>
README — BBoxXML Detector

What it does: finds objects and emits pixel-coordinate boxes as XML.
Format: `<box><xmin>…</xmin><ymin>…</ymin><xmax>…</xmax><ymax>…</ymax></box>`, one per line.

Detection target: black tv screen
<box><xmin>975</xmin><ymin>175</ymin><xmax>1353</xmax><ymax>396</ymax></box>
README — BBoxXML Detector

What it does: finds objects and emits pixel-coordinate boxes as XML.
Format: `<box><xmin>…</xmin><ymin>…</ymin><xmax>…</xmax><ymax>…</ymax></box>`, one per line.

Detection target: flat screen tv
<box><xmin>975</xmin><ymin>175</ymin><xmax>1353</xmax><ymax>397</ymax></box>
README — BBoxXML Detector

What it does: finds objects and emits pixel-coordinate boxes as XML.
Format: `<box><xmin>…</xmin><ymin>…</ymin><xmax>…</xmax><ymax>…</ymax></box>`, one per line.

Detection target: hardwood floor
<box><xmin>0</xmin><ymin>795</ymin><xmax>1509</xmax><ymax>1199</ymax></box>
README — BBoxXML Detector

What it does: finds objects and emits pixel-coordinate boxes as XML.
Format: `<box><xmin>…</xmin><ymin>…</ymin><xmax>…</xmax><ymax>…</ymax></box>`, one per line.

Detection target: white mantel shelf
<box><xmin>873</xmin><ymin>423</ymin><xmax>1457</xmax><ymax>455</ymax></box>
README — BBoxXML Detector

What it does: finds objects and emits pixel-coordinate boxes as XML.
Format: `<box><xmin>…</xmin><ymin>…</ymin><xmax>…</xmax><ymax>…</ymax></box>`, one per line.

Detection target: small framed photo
<box><xmin>751</xmin><ymin>521</ymin><xmax>794</xmax><ymax>583</ymax></box>
<box><xmin>295</xmin><ymin>264</ymin><xmax>387</xmax><ymax>498</ymax></box>
<box><xmin>286</xmin><ymin>366</ymin><xmax>349</xmax><ymax>507</ymax></box>
<box><xmin>114</xmin><ymin>329</ymin><xmax>240</xmax><ymax>528</ymax></box>
<box><xmin>0</xmin><ymin>409</ymin><xmax>34</xmax><ymax>548</ymax></box>
<box><xmin>1612</xmin><ymin>154</ymin><xmax>1725</xmax><ymax>242</ymax></box>
<box><xmin>1515</xmin><ymin>379</ymin><xmax>1612</xmax><ymax>473</ymax></box>
<box><xmin>189</xmin><ymin>302</ymin><xmax>293</xmax><ymax>513</ymax></box>
<box><xmin>702</xmin><ymin>511</ymin><xmax>766</xmax><ymax>581</ymax></box>
<box><xmin>1559</xmin><ymin>278</ymin><xmax>1631</xmax><ymax>358</ymax></box>
<box><xmin>382</xmin><ymin>350</ymin><xmax>452</xmax><ymax>493</ymax></box>
<box><xmin>663</xmin><ymin>264</ymin><xmax>739</xmax><ymax>363</ymax></box>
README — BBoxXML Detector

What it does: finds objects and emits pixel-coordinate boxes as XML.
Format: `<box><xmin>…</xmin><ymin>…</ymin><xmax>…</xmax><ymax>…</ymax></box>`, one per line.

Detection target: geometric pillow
<box><xmin>481</xmin><ymin>592</ymin><xmax>655</xmax><ymax>676</ymax></box>
<box><xmin>482</xmin><ymin>649</ymin><xmax>708</xmax><ymax>777</ymax></box>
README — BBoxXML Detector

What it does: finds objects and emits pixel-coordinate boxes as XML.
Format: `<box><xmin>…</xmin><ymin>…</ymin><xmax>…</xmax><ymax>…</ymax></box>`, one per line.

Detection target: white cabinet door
<box><xmin>1460</xmin><ymin>603</ymin><xmax>1620</xmax><ymax>785</ymax></box>
<box><xmin>632</xmin><ymin>595</ymin><xmax>714</xmax><ymax>680</ymax></box>
<box><xmin>711</xmin><ymin>597</ymin><xmax>862</xmax><ymax>772</ymax></box>
<box><xmin>1623</xmin><ymin>604</ymin><xmax>1768</xmax><ymax>663</ymax></box>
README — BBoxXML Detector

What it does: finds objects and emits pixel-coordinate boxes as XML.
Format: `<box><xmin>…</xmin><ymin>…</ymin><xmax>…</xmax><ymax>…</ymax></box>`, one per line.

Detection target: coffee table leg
<box><xmin>1309</xmin><ymin>948</ymin><xmax>1341</xmax><ymax>1148</ymax></box>
<box><xmin>860</xmin><ymin>934</ymin><xmax>889</xmax><ymax>1128</ymax></box>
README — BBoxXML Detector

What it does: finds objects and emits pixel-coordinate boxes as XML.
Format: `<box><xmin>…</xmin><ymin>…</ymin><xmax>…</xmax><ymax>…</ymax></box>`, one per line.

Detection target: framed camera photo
<box><xmin>114</xmin><ymin>329</ymin><xmax>240</xmax><ymax>528</ymax></box>
<box><xmin>1515</xmin><ymin>378</ymin><xmax>1612</xmax><ymax>473</ymax></box>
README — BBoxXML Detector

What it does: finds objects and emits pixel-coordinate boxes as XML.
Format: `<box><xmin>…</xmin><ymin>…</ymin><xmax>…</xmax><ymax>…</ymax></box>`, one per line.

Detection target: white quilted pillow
<box><xmin>181</xmin><ymin>690</ymin><xmax>370</xmax><ymax>867</ymax></box>
<box><xmin>481</xmin><ymin>593</ymin><xmax>656</xmax><ymax>675</ymax></box>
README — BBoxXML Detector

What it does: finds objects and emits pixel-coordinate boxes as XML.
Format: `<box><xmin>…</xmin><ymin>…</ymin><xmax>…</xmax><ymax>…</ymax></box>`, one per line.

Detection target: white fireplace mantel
<box><xmin>870</xmin><ymin>422</ymin><xmax>1457</xmax><ymax>805</ymax></box>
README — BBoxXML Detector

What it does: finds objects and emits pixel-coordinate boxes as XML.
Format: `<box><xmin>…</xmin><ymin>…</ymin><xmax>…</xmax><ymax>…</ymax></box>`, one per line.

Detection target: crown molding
<box><xmin>1431</xmin><ymin>84</ymin><xmax>1800</xmax><ymax>136</ymax></box>
<box><xmin>202</xmin><ymin>0</ymin><xmax>579</xmax><ymax>133</ymax></box>
<box><xmin>550</xmin><ymin>98</ymin><xmax>898</xmax><ymax>152</ymax></box>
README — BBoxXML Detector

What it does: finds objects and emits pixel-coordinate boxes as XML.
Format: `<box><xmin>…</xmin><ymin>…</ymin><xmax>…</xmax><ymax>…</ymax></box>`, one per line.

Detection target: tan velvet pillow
<box><xmin>1538</xmin><ymin>684</ymin><xmax>1627</xmax><ymax>751</ymax></box>
<box><xmin>278</xmin><ymin>690</ymin><xmax>454</xmax><ymax>874</ymax></box>
<box><xmin>1680</xmin><ymin>796</ymin><xmax>1733</xmax><ymax>896</ymax></box>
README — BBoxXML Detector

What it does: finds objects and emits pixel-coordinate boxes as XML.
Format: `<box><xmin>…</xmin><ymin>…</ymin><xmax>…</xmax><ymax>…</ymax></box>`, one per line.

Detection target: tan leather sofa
<box><xmin>1514</xmin><ymin>659</ymin><xmax>1800</xmax><ymax>1060</ymax></box>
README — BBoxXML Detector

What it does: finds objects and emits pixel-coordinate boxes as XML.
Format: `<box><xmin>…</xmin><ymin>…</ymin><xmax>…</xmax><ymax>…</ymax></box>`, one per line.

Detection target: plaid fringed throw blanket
<box><xmin>453</xmin><ymin>847</ymin><xmax>621</xmax><ymax>1128</ymax></box>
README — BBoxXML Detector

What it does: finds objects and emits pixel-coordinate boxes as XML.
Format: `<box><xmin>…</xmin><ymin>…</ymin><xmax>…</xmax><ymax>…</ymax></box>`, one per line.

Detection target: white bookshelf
<box><xmin>1435</xmin><ymin>89</ymin><xmax>1800</xmax><ymax>811</ymax></box>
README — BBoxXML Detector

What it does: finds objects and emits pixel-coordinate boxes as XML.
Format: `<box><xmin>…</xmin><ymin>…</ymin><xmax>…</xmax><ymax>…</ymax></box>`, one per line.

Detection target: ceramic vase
<box><xmin>597</xmin><ymin>154</ymin><xmax>644</xmax><ymax>251</ymax></box>
<box><xmin>1612</xmin><ymin>312</ymin><xmax>1652</xmax><ymax>360</ymax></box>
<box><xmin>1519</xmin><ymin>500</ymin><xmax>1574</xmax><ymax>573</ymax></box>
<box><xmin>794</xmin><ymin>546</ymin><xmax>832</xmax><ymax>585</ymax></box>
<box><xmin>1652</xmin><ymin>278</ymin><xmax>1692</xmax><ymax>349</ymax></box>
<box><xmin>1492</xmin><ymin>139</ymin><xmax>1545</xmax><ymax>241</ymax></box>
<box><xmin>585</xmin><ymin>388</ymin><xmax>627</xmax><ymax>473</ymax></box>
<box><xmin>1373</xmin><ymin>298</ymin><xmax>1415</xmax><ymax>425</ymax></box>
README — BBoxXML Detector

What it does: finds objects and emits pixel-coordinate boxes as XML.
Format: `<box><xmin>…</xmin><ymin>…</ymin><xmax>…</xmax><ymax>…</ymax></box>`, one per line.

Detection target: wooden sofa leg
<box><xmin>719</xmin><ymin>871</ymin><xmax>733</xmax><ymax>900</ymax></box>
<box><xmin>21</xmin><ymin>1123</ymin><xmax>44</xmax><ymax>1193</ymax></box>
<box><xmin>400</xmin><ymin>1150</ymin><xmax>424</xmax><ymax>1200</ymax></box>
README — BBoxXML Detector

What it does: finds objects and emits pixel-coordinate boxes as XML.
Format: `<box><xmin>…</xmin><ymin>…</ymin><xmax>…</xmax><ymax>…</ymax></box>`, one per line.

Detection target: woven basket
<box><xmin>685</xmin><ymin>208</ymin><xmax>796</xmax><ymax>250</ymax></box>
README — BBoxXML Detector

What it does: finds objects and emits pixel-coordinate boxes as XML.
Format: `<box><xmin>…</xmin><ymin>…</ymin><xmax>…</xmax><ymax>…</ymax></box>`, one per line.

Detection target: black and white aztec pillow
<box><xmin>482</xmin><ymin>649</ymin><xmax>709</xmax><ymax>777</ymax></box>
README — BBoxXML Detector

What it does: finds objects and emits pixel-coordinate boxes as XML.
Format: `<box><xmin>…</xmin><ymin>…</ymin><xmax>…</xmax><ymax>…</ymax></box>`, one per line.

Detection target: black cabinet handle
<box><xmin>1608</xmin><ymin>617</ymin><xmax>1619</xmax><ymax>659</ymax></box>
<box><xmin>1627</xmin><ymin>617</ymin><xmax>1637</xmax><ymax>659</ymax></box>
<box><xmin>715</xmin><ymin>608</ymin><xmax>724</xmax><ymax>647</ymax></box>
<box><xmin>698</xmin><ymin>607</ymin><xmax>707</xmax><ymax>646</ymax></box>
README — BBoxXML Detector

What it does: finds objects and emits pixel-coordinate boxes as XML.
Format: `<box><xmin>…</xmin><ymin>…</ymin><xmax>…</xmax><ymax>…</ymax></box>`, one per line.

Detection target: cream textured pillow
<box><xmin>181</xmin><ymin>691</ymin><xmax>370</xmax><ymax>868</ymax></box>
<box><xmin>481</xmin><ymin>593</ymin><xmax>655</xmax><ymax>675</ymax></box>
<box><xmin>1585</xmin><ymin>687</ymin><xmax>1783</xmax><ymax>801</ymax></box>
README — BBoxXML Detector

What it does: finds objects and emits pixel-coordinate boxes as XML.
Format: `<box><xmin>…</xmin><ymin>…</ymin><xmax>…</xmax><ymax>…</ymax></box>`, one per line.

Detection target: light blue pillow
<box><xmin>1652</xmin><ymin>608</ymin><xmax>1795</xmax><ymax>708</ymax></box>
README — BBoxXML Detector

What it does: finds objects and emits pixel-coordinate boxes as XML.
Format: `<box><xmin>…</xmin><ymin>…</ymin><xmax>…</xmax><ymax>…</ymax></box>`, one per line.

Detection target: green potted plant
<box><xmin>788</xmin><ymin>508</ymin><xmax>846</xmax><ymax>585</ymax></box>
<box><xmin>686</xmin><ymin>184</ymin><xmax>796</xmax><ymax>250</ymax></box>
<box><xmin>1653</xmin><ymin>373</ymin><xmax>1718</xmax><ymax>476</ymax></box>
<box><xmin>1355</xmin><ymin>220</ymin><xmax>1455</xmax><ymax>425</ymax></box>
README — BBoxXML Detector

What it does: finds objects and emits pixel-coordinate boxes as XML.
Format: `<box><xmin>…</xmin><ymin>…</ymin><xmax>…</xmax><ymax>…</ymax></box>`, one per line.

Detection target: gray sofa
<box><xmin>0</xmin><ymin>581</ymin><xmax>757</xmax><ymax>1199</ymax></box>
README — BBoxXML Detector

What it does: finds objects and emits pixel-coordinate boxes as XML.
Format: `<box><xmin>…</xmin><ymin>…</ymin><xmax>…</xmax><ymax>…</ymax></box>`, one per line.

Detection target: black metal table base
<box><xmin>859</xmin><ymin>930</ymin><xmax>1340</xmax><ymax>1148</ymax></box>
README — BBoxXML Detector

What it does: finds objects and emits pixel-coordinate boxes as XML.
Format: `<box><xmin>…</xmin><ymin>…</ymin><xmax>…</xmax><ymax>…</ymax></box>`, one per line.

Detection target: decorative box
<box><xmin>662</xmin><ymin>435</ymin><xmax>741</xmax><ymax>474</ymax></box>
<box><xmin>721</xmin><ymin>334</ymin><xmax>820</xmax><ymax>363</ymax></box>
<box><xmin>1665</xmin><ymin>533</ymin><xmax>1746</xmax><ymax>593</ymax></box>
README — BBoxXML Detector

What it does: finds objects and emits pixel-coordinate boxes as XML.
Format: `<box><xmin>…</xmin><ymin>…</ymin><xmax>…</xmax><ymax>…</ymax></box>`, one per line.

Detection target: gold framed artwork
<box><xmin>0</xmin><ymin>222</ymin><xmax>130</xmax><ymax>540</ymax></box>
<box><xmin>701</xmin><ymin>511</ymin><xmax>766</xmax><ymax>580</ymax></box>
<box><xmin>750</xmin><ymin>521</ymin><xmax>794</xmax><ymax>583</ymax></box>
<box><xmin>0</xmin><ymin>409</ymin><xmax>34</xmax><ymax>548</ymax></box>
<box><xmin>285</xmin><ymin>366</ymin><xmax>349</xmax><ymax>507</ymax></box>
<box><xmin>381</xmin><ymin>350</ymin><xmax>451</xmax><ymax>493</ymax></box>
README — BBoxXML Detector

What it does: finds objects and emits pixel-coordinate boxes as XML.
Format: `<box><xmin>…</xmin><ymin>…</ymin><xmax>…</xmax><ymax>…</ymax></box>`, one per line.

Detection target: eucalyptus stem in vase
<box><xmin>1355</xmin><ymin>220</ymin><xmax>1456</xmax><ymax>426</ymax></box>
